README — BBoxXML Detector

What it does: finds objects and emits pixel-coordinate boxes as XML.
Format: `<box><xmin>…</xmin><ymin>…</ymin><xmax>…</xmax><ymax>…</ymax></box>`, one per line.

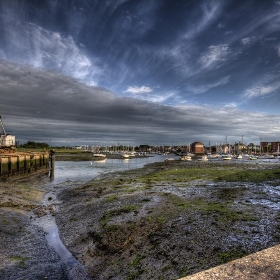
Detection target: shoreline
<box><xmin>1</xmin><ymin>160</ymin><xmax>280</xmax><ymax>279</ymax></box>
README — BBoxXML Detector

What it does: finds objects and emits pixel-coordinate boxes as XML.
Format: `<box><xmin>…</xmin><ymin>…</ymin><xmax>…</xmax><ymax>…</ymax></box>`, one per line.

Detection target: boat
<box><xmin>221</xmin><ymin>155</ymin><xmax>231</xmax><ymax>160</ymax></box>
<box><xmin>198</xmin><ymin>155</ymin><xmax>208</xmax><ymax>161</ymax></box>
<box><xmin>164</xmin><ymin>158</ymin><xmax>175</xmax><ymax>162</ymax></box>
<box><xmin>180</xmin><ymin>155</ymin><xmax>192</xmax><ymax>161</ymax></box>
<box><xmin>207</xmin><ymin>153</ymin><xmax>219</xmax><ymax>159</ymax></box>
<box><xmin>249</xmin><ymin>155</ymin><xmax>258</xmax><ymax>160</ymax></box>
<box><xmin>235</xmin><ymin>154</ymin><xmax>242</xmax><ymax>159</ymax></box>
<box><xmin>121</xmin><ymin>153</ymin><xmax>130</xmax><ymax>159</ymax></box>
<box><xmin>257</xmin><ymin>154</ymin><xmax>274</xmax><ymax>159</ymax></box>
<box><xmin>93</xmin><ymin>153</ymin><xmax>106</xmax><ymax>158</ymax></box>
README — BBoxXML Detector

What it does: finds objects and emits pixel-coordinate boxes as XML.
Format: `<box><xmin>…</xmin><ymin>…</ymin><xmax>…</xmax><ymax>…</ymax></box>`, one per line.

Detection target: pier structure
<box><xmin>0</xmin><ymin>152</ymin><xmax>50</xmax><ymax>177</ymax></box>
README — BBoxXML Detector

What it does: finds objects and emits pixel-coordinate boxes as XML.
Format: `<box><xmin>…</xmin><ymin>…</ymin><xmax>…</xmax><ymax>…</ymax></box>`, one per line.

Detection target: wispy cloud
<box><xmin>200</xmin><ymin>44</ymin><xmax>230</xmax><ymax>69</ymax></box>
<box><xmin>224</xmin><ymin>103</ymin><xmax>237</xmax><ymax>108</ymax></box>
<box><xmin>241</xmin><ymin>37</ymin><xmax>255</xmax><ymax>46</ymax></box>
<box><xmin>183</xmin><ymin>1</ymin><xmax>224</xmax><ymax>40</ymax></box>
<box><xmin>190</xmin><ymin>76</ymin><xmax>230</xmax><ymax>95</ymax></box>
<box><xmin>0</xmin><ymin>20</ymin><xmax>101</xmax><ymax>85</ymax></box>
<box><xmin>124</xmin><ymin>86</ymin><xmax>153</xmax><ymax>94</ymax></box>
<box><xmin>124</xmin><ymin>86</ymin><xmax>174</xmax><ymax>104</ymax></box>
<box><xmin>244</xmin><ymin>83</ymin><xmax>280</xmax><ymax>99</ymax></box>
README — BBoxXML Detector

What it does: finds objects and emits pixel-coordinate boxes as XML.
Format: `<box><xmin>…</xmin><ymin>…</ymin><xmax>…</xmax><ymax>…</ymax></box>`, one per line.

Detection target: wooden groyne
<box><xmin>0</xmin><ymin>152</ymin><xmax>50</xmax><ymax>177</ymax></box>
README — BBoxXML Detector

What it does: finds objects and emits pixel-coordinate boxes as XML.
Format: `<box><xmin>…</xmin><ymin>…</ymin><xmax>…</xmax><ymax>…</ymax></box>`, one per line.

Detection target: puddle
<box><xmin>248</xmin><ymin>198</ymin><xmax>280</xmax><ymax>209</ymax></box>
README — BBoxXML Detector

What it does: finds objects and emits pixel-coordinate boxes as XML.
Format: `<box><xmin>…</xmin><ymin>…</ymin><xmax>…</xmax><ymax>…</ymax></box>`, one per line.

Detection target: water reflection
<box><xmin>52</xmin><ymin>154</ymin><xmax>176</xmax><ymax>184</ymax></box>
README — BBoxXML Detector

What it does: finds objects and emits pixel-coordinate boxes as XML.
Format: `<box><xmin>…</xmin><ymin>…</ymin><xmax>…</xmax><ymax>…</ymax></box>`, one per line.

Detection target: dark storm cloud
<box><xmin>0</xmin><ymin>1</ymin><xmax>280</xmax><ymax>145</ymax></box>
<box><xmin>0</xmin><ymin>60</ymin><xmax>279</xmax><ymax>146</ymax></box>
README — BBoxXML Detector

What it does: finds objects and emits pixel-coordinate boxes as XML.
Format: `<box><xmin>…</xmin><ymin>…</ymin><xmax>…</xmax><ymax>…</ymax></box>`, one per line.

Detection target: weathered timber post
<box><xmin>16</xmin><ymin>156</ymin><xmax>20</xmax><ymax>172</ymax></box>
<box><xmin>49</xmin><ymin>150</ymin><xmax>55</xmax><ymax>180</ymax></box>
<box><xmin>8</xmin><ymin>157</ymin><xmax>12</xmax><ymax>175</ymax></box>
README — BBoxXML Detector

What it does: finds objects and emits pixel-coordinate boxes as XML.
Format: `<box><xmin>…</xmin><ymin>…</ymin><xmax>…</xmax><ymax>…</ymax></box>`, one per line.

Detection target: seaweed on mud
<box><xmin>13</xmin><ymin>160</ymin><xmax>279</xmax><ymax>280</ymax></box>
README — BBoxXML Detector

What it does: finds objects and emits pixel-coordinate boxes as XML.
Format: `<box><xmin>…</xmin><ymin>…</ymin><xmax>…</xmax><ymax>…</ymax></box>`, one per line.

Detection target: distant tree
<box><xmin>139</xmin><ymin>144</ymin><xmax>150</xmax><ymax>152</ymax></box>
<box><xmin>20</xmin><ymin>141</ymin><xmax>49</xmax><ymax>149</ymax></box>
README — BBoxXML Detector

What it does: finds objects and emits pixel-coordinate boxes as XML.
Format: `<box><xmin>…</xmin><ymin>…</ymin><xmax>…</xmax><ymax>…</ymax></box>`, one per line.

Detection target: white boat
<box><xmin>180</xmin><ymin>155</ymin><xmax>192</xmax><ymax>161</ymax></box>
<box><xmin>222</xmin><ymin>155</ymin><xmax>231</xmax><ymax>160</ymax></box>
<box><xmin>121</xmin><ymin>153</ymin><xmax>130</xmax><ymax>159</ymax></box>
<box><xmin>198</xmin><ymin>155</ymin><xmax>208</xmax><ymax>161</ymax></box>
<box><xmin>235</xmin><ymin>154</ymin><xmax>242</xmax><ymax>159</ymax></box>
<box><xmin>93</xmin><ymin>153</ymin><xmax>106</xmax><ymax>158</ymax></box>
<box><xmin>249</xmin><ymin>155</ymin><xmax>258</xmax><ymax>160</ymax></box>
<box><xmin>207</xmin><ymin>153</ymin><xmax>219</xmax><ymax>159</ymax></box>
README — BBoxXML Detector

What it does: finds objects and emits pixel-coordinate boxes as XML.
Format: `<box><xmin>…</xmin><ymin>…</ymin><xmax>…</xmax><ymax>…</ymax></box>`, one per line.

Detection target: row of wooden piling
<box><xmin>0</xmin><ymin>152</ymin><xmax>51</xmax><ymax>177</ymax></box>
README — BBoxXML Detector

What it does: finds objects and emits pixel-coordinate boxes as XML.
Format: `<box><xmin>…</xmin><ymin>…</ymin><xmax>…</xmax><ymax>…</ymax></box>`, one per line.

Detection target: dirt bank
<box><xmin>55</xmin><ymin>161</ymin><xmax>280</xmax><ymax>279</ymax></box>
<box><xmin>1</xmin><ymin>160</ymin><xmax>280</xmax><ymax>279</ymax></box>
<box><xmin>0</xmin><ymin>171</ymin><xmax>69</xmax><ymax>279</ymax></box>
<box><xmin>0</xmin><ymin>171</ymin><xmax>89</xmax><ymax>279</ymax></box>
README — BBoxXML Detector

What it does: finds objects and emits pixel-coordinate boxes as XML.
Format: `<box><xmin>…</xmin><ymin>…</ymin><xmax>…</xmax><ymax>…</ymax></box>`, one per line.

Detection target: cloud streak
<box><xmin>124</xmin><ymin>86</ymin><xmax>153</xmax><ymax>94</ymax></box>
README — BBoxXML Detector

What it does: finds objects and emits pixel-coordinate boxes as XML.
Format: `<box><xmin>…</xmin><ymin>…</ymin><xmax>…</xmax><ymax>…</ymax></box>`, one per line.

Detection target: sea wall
<box><xmin>179</xmin><ymin>244</ymin><xmax>280</xmax><ymax>280</ymax></box>
<box><xmin>0</xmin><ymin>152</ymin><xmax>50</xmax><ymax>176</ymax></box>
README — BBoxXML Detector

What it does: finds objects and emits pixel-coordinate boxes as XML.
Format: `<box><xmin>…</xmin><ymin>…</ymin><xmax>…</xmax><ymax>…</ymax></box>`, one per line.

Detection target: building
<box><xmin>260</xmin><ymin>142</ymin><xmax>280</xmax><ymax>154</ymax></box>
<box><xmin>191</xmin><ymin>142</ymin><xmax>205</xmax><ymax>154</ymax></box>
<box><xmin>0</xmin><ymin>134</ymin><xmax>15</xmax><ymax>147</ymax></box>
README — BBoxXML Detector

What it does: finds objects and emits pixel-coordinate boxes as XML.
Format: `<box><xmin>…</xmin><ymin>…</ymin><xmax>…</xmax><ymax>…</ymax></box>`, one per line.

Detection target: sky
<box><xmin>0</xmin><ymin>0</ymin><xmax>280</xmax><ymax>147</ymax></box>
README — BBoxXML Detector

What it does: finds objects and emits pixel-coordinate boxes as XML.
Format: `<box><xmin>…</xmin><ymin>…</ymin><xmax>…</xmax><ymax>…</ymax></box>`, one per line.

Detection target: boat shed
<box><xmin>191</xmin><ymin>142</ymin><xmax>205</xmax><ymax>154</ymax></box>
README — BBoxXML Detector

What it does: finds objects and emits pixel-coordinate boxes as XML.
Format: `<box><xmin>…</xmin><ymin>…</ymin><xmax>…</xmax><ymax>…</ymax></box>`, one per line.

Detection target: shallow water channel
<box><xmin>32</xmin><ymin>154</ymin><xmax>172</xmax><ymax>278</ymax></box>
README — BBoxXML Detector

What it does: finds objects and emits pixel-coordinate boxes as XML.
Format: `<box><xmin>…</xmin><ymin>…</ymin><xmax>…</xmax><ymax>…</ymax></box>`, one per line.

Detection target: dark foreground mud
<box><xmin>0</xmin><ymin>171</ymin><xmax>89</xmax><ymax>280</ymax></box>
<box><xmin>1</xmin><ymin>161</ymin><xmax>280</xmax><ymax>279</ymax></box>
<box><xmin>56</xmin><ymin>161</ymin><xmax>280</xmax><ymax>280</ymax></box>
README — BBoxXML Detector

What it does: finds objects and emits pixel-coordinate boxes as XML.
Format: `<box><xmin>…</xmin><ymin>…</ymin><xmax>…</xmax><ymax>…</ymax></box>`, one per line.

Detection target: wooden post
<box><xmin>17</xmin><ymin>156</ymin><xmax>20</xmax><ymax>172</ymax></box>
<box><xmin>8</xmin><ymin>157</ymin><xmax>12</xmax><ymax>174</ymax></box>
<box><xmin>49</xmin><ymin>150</ymin><xmax>55</xmax><ymax>180</ymax></box>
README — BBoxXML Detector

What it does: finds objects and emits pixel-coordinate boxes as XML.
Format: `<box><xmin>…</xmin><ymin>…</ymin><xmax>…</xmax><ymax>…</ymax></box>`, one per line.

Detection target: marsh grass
<box><xmin>134</xmin><ymin>166</ymin><xmax>280</xmax><ymax>184</ymax></box>
<box><xmin>100</xmin><ymin>205</ymin><xmax>138</xmax><ymax>227</ymax></box>
<box><xmin>218</xmin><ymin>250</ymin><xmax>245</xmax><ymax>263</ymax></box>
<box><xmin>9</xmin><ymin>256</ymin><xmax>29</xmax><ymax>267</ymax></box>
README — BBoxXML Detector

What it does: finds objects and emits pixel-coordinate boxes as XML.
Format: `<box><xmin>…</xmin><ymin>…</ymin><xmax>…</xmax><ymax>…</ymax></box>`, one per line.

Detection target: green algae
<box><xmin>135</xmin><ymin>165</ymin><xmax>280</xmax><ymax>183</ymax></box>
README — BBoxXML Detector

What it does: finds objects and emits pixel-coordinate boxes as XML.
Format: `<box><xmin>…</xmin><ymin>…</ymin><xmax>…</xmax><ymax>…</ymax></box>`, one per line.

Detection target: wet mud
<box><xmin>56</xmin><ymin>161</ymin><xmax>280</xmax><ymax>279</ymax></box>
<box><xmin>1</xmin><ymin>161</ymin><xmax>280</xmax><ymax>279</ymax></box>
<box><xmin>0</xmin><ymin>171</ymin><xmax>90</xmax><ymax>280</ymax></box>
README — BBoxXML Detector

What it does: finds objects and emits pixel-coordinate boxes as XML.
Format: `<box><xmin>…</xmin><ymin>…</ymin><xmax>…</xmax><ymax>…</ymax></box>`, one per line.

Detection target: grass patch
<box><xmin>129</xmin><ymin>254</ymin><xmax>142</xmax><ymax>267</ymax></box>
<box><xmin>218</xmin><ymin>250</ymin><xmax>245</xmax><ymax>263</ymax></box>
<box><xmin>9</xmin><ymin>256</ymin><xmax>29</xmax><ymax>267</ymax></box>
<box><xmin>172</xmin><ymin>197</ymin><xmax>259</xmax><ymax>223</ymax></box>
<box><xmin>105</xmin><ymin>195</ymin><xmax>118</xmax><ymax>202</ymax></box>
<box><xmin>100</xmin><ymin>205</ymin><xmax>138</xmax><ymax>227</ymax></box>
<box><xmin>134</xmin><ymin>166</ymin><xmax>280</xmax><ymax>184</ymax></box>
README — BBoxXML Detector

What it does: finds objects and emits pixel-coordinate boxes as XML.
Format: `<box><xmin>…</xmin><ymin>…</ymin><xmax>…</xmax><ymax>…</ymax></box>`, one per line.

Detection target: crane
<box><xmin>0</xmin><ymin>115</ymin><xmax>6</xmax><ymax>136</ymax></box>
<box><xmin>0</xmin><ymin>116</ymin><xmax>15</xmax><ymax>151</ymax></box>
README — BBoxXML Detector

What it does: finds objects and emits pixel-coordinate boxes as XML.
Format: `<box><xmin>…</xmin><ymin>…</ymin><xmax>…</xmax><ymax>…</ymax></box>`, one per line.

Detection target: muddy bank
<box><xmin>1</xmin><ymin>160</ymin><xmax>280</xmax><ymax>279</ymax></box>
<box><xmin>55</xmin><ymin>161</ymin><xmax>280</xmax><ymax>279</ymax></box>
<box><xmin>0</xmin><ymin>171</ymin><xmax>89</xmax><ymax>279</ymax></box>
<box><xmin>0</xmin><ymin>171</ymin><xmax>66</xmax><ymax>279</ymax></box>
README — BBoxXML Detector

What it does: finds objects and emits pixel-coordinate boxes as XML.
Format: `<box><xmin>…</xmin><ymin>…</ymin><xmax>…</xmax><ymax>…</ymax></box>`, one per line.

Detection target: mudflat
<box><xmin>1</xmin><ymin>160</ymin><xmax>280</xmax><ymax>279</ymax></box>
